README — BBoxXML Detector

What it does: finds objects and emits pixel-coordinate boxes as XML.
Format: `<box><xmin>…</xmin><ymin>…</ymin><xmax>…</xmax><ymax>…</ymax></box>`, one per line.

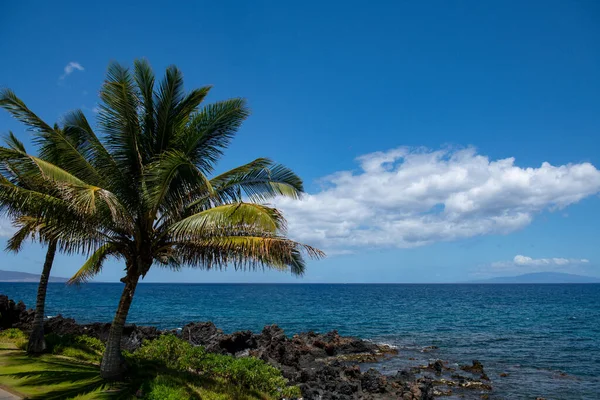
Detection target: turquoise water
<box><xmin>2</xmin><ymin>283</ymin><xmax>599</xmax><ymax>399</ymax></box>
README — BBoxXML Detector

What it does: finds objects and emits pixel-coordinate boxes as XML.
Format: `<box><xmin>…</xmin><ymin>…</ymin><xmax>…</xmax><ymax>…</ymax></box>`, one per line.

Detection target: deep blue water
<box><xmin>1</xmin><ymin>283</ymin><xmax>599</xmax><ymax>399</ymax></box>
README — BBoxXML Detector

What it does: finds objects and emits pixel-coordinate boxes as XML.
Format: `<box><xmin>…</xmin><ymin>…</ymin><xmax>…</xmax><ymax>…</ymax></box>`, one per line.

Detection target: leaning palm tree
<box><xmin>0</xmin><ymin>130</ymin><xmax>69</xmax><ymax>354</ymax></box>
<box><xmin>0</xmin><ymin>59</ymin><xmax>323</xmax><ymax>380</ymax></box>
<box><xmin>0</xmin><ymin>93</ymin><xmax>115</xmax><ymax>354</ymax></box>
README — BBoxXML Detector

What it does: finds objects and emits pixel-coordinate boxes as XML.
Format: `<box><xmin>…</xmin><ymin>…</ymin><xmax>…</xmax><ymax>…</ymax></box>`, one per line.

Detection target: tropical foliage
<box><xmin>133</xmin><ymin>335</ymin><xmax>302</xmax><ymax>398</ymax></box>
<box><xmin>0</xmin><ymin>130</ymin><xmax>60</xmax><ymax>354</ymax></box>
<box><xmin>0</xmin><ymin>328</ymin><xmax>28</xmax><ymax>350</ymax></box>
<box><xmin>1</xmin><ymin>329</ymin><xmax>298</xmax><ymax>399</ymax></box>
<box><xmin>0</xmin><ymin>59</ymin><xmax>323</xmax><ymax>380</ymax></box>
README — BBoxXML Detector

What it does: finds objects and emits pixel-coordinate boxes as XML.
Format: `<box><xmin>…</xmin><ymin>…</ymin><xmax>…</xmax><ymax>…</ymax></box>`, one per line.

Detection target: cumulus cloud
<box><xmin>60</xmin><ymin>62</ymin><xmax>84</xmax><ymax>80</ymax></box>
<box><xmin>276</xmin><ymin>146</ymin><xmax>600</xmax><ymax>252</ymax></box>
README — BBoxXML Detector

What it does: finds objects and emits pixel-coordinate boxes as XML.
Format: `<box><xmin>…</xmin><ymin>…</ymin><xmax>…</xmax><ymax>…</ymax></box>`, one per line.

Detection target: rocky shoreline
<box><xmin>1</xmin><ymin>295</ymin><xmax>494</xmax><ymax>399</ymax></box>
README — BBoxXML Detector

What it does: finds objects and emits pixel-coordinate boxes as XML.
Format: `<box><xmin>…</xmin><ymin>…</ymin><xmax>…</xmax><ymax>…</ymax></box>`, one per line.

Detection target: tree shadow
<box><xmin>2</xmin><ymin>351</ymin><xmax>271</xmax><ymax>400</ymax></box>
<box><xmin>129</xmin><ymin>358</ymin><xmax>268</xmax><ymax>400</ymax></box>
<box><xmin>0</xmin><ymin>353</ymin><xmax>132</xmax><ymax>400</ymax></box>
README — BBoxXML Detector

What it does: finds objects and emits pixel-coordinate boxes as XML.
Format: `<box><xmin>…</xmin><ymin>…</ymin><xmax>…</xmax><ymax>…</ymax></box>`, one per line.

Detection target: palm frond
<box><xmin>133</xmin><ymin>59</ymin><xmax>156</xmax><ymax>155</ymax></box>
<box><xmin>28</xmin><ymin>156</ymin><xmax>131</xmax><ymax>224</ymax></box>
<box><xmin>98</xmin><ymin>61</ymin><xmax>144</xmax><ymax>183</ymax></box>
<box><xmin>4</xmin><ymin>131</ymin><xmax>26</xmax><ymax>153</ymax></box>
<box><xmin>0</xmin><ymin>145</ymin><xmax>32</xmax><ymax>185</ymax></box>
<box><xmin>61</xmin><ymin>110</ymin><xmax>123</xmax><ymax>188</ymax></box>
<box><xmin>0</xmin><ymin>89</ymin><xmax>105</xmax><ymax>185</ymax></box>
<box><xmin>0</xmin><ymin>145</ymin><xmax>28</xmax><ymax>161</ymax></box>
<box><xmin>30</xmin><ymin>156</ymin><xmax>88</xmax><ymax>186</ymax></box>
<box><xmin>0</xmin><ymin>89</ymin><xmax>53</xmax><ymax>134</ymax></box>
<box><xmin>0</xmin><ymin>180</ymin><xmax>72</xmax><ymax>220</ymax></box>
<box><xmin>68</xmin><ymin>243</ymin><xmax>120</xmax><ymax>284</ymax></box>
<box><xmin>5</xmin><ymin>215</ymin><xmax>43</xmax><ymax>252</ymax></box>
<box><xmin>173</xmin><ymin>235</ymin><xmax>324</xmax><ymax>276</ymax></box>
<box><xmin>170</xmin><ymin>86</ymin><xmax>211</xmax><ymax>143</ymax></box>
<box><xmin>154</xmin><ymin>65</ymin><xmax>185</xmax><ymax>154</ymax></box>
<box><xmin>209</xmin><ymin>158</ymin><xmax>303</xmax><ymax>203</ymax></box>
<box><xmin>145</xmin><ymin>149</ymin><xmax>213</xmax><ymax>216</ymax></box>
<box><xmin>169</xmin><ymin>203</ymin><xmax>286</xmax><ymax>240</ymax></box>
<box><xmin>37</xmin><ymin>129</ymin><xmax>104</xmax><ymax>186</ymax></box>
<box><xmin>0</xmin><ymin>181</ymin><xmax>114</xmax><ymax>256</ymax></box>
<box><xmin>178</xmin><ymin>98</ymin><xmax>250</xmax><ymax>174</ymax></box>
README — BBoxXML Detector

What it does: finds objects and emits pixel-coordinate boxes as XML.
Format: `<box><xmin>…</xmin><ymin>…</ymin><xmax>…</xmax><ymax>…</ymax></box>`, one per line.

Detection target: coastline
<box><xmin>1</xmin><ymin>295</ymin><xmax>497</xmax><ymax>399</ymax></box>
<box><xmin>3</xmin><ymin>283</ymin><xmax>597</xmax><ymax>398</ymax></box>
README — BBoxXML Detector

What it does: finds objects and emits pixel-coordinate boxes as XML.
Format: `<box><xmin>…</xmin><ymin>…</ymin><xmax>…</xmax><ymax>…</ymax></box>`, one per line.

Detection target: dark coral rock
<box><xmin>394</xmin><ymin>369</ymin><xmax>416</xmax><ymax>383</ymax></box>
<box><xmin>460</xmin><ymin>359</ymin><xmax>485</xmax><ymax>374</ymax></box>
<box><xmin>44</xmin><ymin>315</ymin><xmax>82</xmax><ymax>336</ymax></box>
<box><xmin>181</xmin><ymin>321</ymin><xmax>224</xmax><ymax>349</ymax></box>
<box><xmin>0</xmin><ymin>295</ymin><xmax>28</xmax><ymax>329</ymax></box>
<box><xmin>219</xmin><ymin>330</ymin><xmax>257</xmax><ymax>355</ymax></box>
<box><xmin>361</xmin><ymin>368</ymin><xmax>387</xmax><ymax>393</ymax></box>
<box><xmin>432</xmin><ymin>360</ymin><xmax>444</xmax><ymax>373</ymax></box>
<box><xmin>0</xmin><ymin>297</ymin><xmax>439</xmax><ymax>400</ymax></box>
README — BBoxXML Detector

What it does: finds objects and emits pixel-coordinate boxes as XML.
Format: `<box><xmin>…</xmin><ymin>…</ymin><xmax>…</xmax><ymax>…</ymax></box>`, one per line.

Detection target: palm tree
<box><xmin>0</xmin><ymin>59</ymin><xmax>323</xmax><ymax>380</ymax></box>
<box><xmin>25</xmin><ymin>239</ymin><xmax>56</xmax><ymax>353</ymax></box>
<box><xmin>0</xmin><ymin>129</ymin><xmax>65</xmax><ymax>354</ymax></box>
<box><xmin>0</xmin><ymin>92</ymin><xmax>109</xmax><ymax>354</ymax></box>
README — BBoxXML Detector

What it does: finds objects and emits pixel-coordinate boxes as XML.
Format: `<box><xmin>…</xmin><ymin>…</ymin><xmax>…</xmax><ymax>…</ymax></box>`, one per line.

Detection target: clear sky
<box><xmin>1</xmin><ymin>1</ymin><xmax>600</xmax><ymax>283</ymax></box>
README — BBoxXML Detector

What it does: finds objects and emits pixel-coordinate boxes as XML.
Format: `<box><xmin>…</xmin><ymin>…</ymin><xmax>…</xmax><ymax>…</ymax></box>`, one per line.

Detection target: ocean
<box><xmin>1</xmin><ymin>282</ymin><xmax>599</xmax><ymax>399</ymax></box>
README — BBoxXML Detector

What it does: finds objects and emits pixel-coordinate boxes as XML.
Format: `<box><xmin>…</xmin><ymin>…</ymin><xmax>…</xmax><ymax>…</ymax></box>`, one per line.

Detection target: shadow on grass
<box><xmin>129</xmin><ymin>358</ymin><xmax>270</xmax><ymax>400</ymax></box>
<box><xmin>0</xmin><ymin>352</ymin><xmax>269</xmax><ymax>400</ymax></box>
<box><xmin>0</xmin><ymin>351</ymin><xmax>133</xmax><ymax>400</ymax></box>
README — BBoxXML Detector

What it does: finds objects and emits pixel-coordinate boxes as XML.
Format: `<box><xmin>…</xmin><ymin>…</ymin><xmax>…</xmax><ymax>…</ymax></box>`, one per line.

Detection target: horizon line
<box><xmin>3</xmin><ymin>281</ymin><xmax>600</xmax><ymax>285</ymax></box>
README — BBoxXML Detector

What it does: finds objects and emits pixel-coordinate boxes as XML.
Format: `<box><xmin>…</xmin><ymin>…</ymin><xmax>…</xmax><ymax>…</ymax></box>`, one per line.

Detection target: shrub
<box><xmin>0</xmin><ymin>328</ymin><xmax>26</xmax><ymax>340</ymax></box>
<box><xmin>0</xmin><ymin>328</ymin><xmax>28</xmax><ymax>349</ymax></box>
<box><xmin>44</xmin><ymin>332</ymin><xmax>63</xmax><ymax>351</ymax></box>
<box><xmin>73</xmin><ymin>335</ymin><xmax>105</xmax><ymax>353</ymax></box>
<box><xmin>227</xmin><ymin>357</ymin><xmax>302</xmax><ymax>398</ymax></box>
<box><xmin>142</xmin><ymin>375</ymin><xmax>192</xmax><ymax>400</ymax></box>
<box><xmin>45</xmin><ymin>333</ymin><xmax>105</xmax><ymax>363</ymax></box>
<box><xmin>133</xmin><ymin>334</ymin><xmax>206</xmax><ymax>370</ymax></box>
<box><xmin>133</xmin><ymin>335</ymin><xmax>301</xmax><ymax>398</ymax></box>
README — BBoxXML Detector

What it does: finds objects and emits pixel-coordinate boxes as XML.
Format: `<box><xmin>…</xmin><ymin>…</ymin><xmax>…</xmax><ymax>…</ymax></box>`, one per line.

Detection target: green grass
<box><xmin>0</xmin><ymin>330</ymin><xmax>301</xmax><ymax>400</ymax></box>
<box><xmin>0</xmin><ymin>349</ymin><xmax>280</xmax><ymax>400</ymax></box>
<box><xmin>0</xmin><ymin>349</ymin><xmax>114</xmax><ymax>399</ymax></box>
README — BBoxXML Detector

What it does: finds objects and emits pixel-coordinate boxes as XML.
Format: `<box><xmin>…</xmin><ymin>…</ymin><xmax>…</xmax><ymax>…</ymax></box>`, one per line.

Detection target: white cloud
<box><xmin>276</xmin><ymin>146</ymin><xmax>600</xmax><ymax>253</ymax></box>
<box><xmin>512</xmin><ymin>255</ymin><xmax>589</xmax><ymax>266</ymax></box>
<box><xmin>471</xmin><ymin>254</ymin><xmax>593</xmax><ymax>278</ymax></box>
<box><xmin>488</xmin><ymin>255</ymin><xmax>591</xmax><ymax>273</ymax></box>
<box><xmin>60</xmin><ymin>62</ymin><xmax>84</xmax><ymax>80</ymax></box>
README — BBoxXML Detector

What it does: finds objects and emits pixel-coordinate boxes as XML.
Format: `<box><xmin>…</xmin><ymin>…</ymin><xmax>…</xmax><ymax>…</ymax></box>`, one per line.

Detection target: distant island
<box><xmin>2</xmin><ymin>269</ymin><xmax>599</xmax><ymax>284</ymax></box>
<box><xmin>0</xmin><ymin>269</ymin><xmax>68</xmax><ymax>283</ymax></box>
<box><xmin>469</xmin><ymin>272</ymin><xmax>600</xmax><ymax>284</ymax></box>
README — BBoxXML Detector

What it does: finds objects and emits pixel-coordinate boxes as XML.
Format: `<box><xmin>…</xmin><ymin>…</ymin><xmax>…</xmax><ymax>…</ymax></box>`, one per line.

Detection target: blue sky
<box><xmin>1</xmin><ymin>1</ymin><xmax>600</xmax><ymax>283</ymax></box>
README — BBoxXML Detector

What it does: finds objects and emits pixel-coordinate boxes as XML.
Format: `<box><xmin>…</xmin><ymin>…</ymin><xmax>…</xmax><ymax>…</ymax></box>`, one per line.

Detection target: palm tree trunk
<box><xmin>27</xmin><ymin>240</ymin><xmax>57</xmax><ymax>354</ymax></box>
<box><xmin>100</xmin><ymin>273</ymin><xmax>140</xmax><ymax>380</ymax></box>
